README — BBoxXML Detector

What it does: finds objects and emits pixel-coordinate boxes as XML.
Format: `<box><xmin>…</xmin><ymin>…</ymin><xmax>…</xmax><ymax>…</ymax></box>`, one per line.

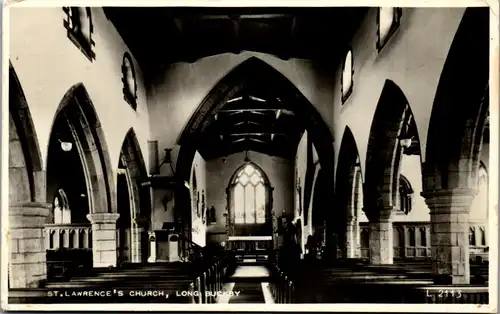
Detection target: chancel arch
<box><xmin>46</xmin><ymin>83</ymin><xmax>117</xmax><ymax>268</ymax></box>
<box><xmin>176</xmin><ymin>56</ymin><xmax>335</xmax><ymax>256</ymax></box>
<box><xmin>363</xmin><ymin>79</ymin><xmax>421</xmax><ymax>265</ymax></box>
<box><xmin>8</xmin><ymin>64</ymin><xmax>48</xmax><ymax>289</ymax></box>
<box><xmin>422</xmin><ymin>7</ymin><xmax>489</xmax><ymax>284</ymax></box>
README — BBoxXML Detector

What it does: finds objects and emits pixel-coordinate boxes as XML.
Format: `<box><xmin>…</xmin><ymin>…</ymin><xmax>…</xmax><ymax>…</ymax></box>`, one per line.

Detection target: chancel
<box><xmin>5</xmin><ymin>4</ymin><xmax>493</xmax><ymax>307</ymax></box>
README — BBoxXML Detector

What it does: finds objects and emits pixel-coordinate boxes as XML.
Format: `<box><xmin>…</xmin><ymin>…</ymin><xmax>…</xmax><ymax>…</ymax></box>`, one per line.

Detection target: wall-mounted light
<box><xmin>400</xmin><ymin>137</ymin><xmax>413</xmax><ymax>149</ymax></box>
<box><xmin>58</xmin><ymin>139</ymin><xmax>73</xmax><ymax>152</ymax></box>
<box><xmin>159</xmin><ymin>148</ymin><xmax>175</xmax><ymax>176</ymax></box>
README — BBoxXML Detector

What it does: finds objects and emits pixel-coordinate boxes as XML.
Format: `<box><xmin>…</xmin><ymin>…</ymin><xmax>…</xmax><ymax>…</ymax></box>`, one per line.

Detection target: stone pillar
<box><xmin>345</xmin><ymin>218</ymin><xmax>359</xmax><ymax>258</ymax></box>
<box><xmin>421</xmin><ymin>188</ymin><xmax>475</xmax><ymax>284</ymax></box>
<box><xmin>86</xmin><ymin>213</ymin><xmax>120</xmax><ymax>268</ymax></box>
<box><xmin>368</xmin><ymin>210</ymin><xmax>393</xmax><ymax>264</ymax></box>
<box><xmin>130</xmin><ymin>226</ymin><xmax>143</xmax><ymax>263</ymax></box>
<box><xmin>9</xmin><ymin>202</ymin><xmax>50</xmax><ymax>288</ymax></box>
<box><xmin>131</xmin><ymin>216</ymin><xmax>148</xmax><ymax>263</ymax></box>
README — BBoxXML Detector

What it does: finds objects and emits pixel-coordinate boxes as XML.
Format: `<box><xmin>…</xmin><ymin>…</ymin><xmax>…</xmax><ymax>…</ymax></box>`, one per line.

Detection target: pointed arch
<box><xmin>423</xmin><ymin>7</ymin><xmax>489</xmax><ymax>192</ymax></box>
<box><xmin>228</xmin><ymin>161</ymin><xmax>271</xmax><ymax>186</ymax></box>
<box><xmin>334</xmin><ymin>126</ymin><xmax>363</xmax><ymax>250</ymax></box>
<box><xmin>176</xmin><ymin>56</ymin><xmax>334</xmax><ymax>244</ymax></box>
<box><xmin>176</xmin><ymin>56</ymin><xmax>334</xmax><ymax>188</ymax></box>
<box><xmin>363</xmin><ymin>80</ymin><xmax>419</xmax><ymax>221</ymax></box>
<box><xmin>118</xmin><ymin>128</ymin><xmax>150</xmax><ymax>221</ymax></box>
<box><xmin>47</xmin><ymin>83</ymin><xmax>115</xmax><ymax>215</ymax></box>
<box><xmin>9</xmin><ymin>63</ymin><xmax>45</xmax><ymax>204</ymax></box>
<box><xmin>227</xmin><ymin>162</ymin><xmax>271</xmax><ymax>226</ymax></box>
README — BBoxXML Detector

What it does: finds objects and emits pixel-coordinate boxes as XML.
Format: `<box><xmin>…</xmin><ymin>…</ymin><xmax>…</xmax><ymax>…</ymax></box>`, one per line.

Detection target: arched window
<box><xmin>377</xmin><ymin>7</ymin><xmax>402</xmax><ymax>52</ymax></box>
<box><xmin>353</xmin><ymin>166</ymin><xmax>364</xmax><ymax>217</ymax></box>
<box><xmin>191</xmin><ymin>169</ymin><xmax>199</xmax><ymax>218</ymax></box>
<box><xmin>480</xmin><ymin>227</ymin><xmax>486</xmax><ymax>246</ymax></box>
<box><xmin>341</xmin><ymin>49</ymin><xmax>354</xmax><ymax>104</ymax></box>
<box><xmin>231</xmin><ymin>163</ymin><xmax>267</xmax><ymax>224</ymax></box>
<box><xmin>469</xmin><ymin>227</ymin><xmax>476</xmax><ymax>246</ymax></box>
<box><xmin>53</xmin><ymin>189</ymin><xmax>71</xmax><ymax>224</ymax></box>
<box><xmin>477</xmin><ymin>163</ymin><xmax>488</xmax><ymax>217</ymax></box>
<box><xmin>419</xmin><ymin>228</ymin><xmax>427</xmax><ymax>247</ymax></box>
<box><xmin>63</xmin><ymin>7</ymin><xmax>95</xmax><ymax>61</ymax></box>
<box><xmin>398</xmin><ymin>175</ymin><xmax>413</xmax><ymax>214</ymax></box>
<box><xmin>122</xmin><ymin>53</ymin><xmax>138</xmax><ymax>110</ymax></box>
<box><xmin>408</xmin><ymin>227</ymin><xmax>416</xmax><ymax>247</ymax></box>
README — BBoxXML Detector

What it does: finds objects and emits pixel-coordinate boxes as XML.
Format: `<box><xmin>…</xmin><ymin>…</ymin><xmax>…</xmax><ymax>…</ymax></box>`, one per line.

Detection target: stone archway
<box><xmin>363</xmin><ymin>79</ymin><xmax>419</xmax><ymax>265</ymax></box>
<box><xmin>8</xmin><ymin>64</ymin><xmax>48</xmax><ymax>288</ymax></box>
<box><xmin>47</xmin><ymin>83</ymin><xmax>117</xmax><ymax>268</ymax></box>
<box><xmin>117</xmin><ymin>128</ymin><xmax>151</xmax><ymax>264</ymax></box>
<box><xmin>421</xmin><ymin>7</ymin><xmax>490</xmax><ymax>284</ymax></box>
<box><xmin>334</xmin><ymin>126</ymin><xmax>363</xmax><ymax>258</ymax></box>
<box><xmin>176</xmin><ymin>56</ymin><xmax>335</xmax><ymax>251</ymax></box>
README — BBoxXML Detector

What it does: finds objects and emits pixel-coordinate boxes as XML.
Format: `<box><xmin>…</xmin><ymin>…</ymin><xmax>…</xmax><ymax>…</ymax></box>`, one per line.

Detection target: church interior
<box><xmin>6</xmin><ymin>5</ymin><xmax>492</xmax><ymax>305</ymax></box>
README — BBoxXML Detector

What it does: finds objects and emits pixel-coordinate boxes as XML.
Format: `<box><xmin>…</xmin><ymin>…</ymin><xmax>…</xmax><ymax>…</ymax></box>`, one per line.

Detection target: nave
<box><xmin>6</xmin><ymin>5</ymin><xmax>494</xmax><ymax>308</ymax></box>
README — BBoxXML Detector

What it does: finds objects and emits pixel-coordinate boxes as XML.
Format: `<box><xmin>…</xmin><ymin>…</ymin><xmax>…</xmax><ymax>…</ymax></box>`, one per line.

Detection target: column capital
<box><xmin>421</xmin><ymin>188</ymin><xmax>476</xmax><ymax>213</ymax></box>
<box><xmin>134</xmin><ymin>215</ymin><xmax>149</xmax><ymax>227</ymax></box>
<box><xmin>9</xmin><ymin>202</ymin><xmax>51</xmax><ymax>216</ymax></box>
<box><xmin>86</xmin><ymin>212</ymin><xmax>120</xmax><ymax>224</ymax></box>
<box><xmin>362</xmin><ymin>206</ymin><xmax>393</xmax><ymax>222</ymax></box>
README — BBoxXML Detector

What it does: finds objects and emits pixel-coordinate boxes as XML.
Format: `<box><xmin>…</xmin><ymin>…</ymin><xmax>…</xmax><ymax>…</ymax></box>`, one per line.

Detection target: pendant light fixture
<box><xmin>244</xmin><ymin>150</ymin><xmax>251</xmax><ymax>163</ymax></box>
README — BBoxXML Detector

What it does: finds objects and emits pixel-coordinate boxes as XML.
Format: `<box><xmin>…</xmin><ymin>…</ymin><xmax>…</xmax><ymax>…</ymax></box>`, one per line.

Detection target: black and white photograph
<box><xmin>1</xmin><ymin>1</ymin><xmax>498</xmax><ymax>312</ymax></box>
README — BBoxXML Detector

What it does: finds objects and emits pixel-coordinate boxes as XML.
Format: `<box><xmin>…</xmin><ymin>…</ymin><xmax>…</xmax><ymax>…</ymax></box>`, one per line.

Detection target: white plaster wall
<box><xmin>333</xmin><ymin>8</ymin><xmax>466</xmax><ymax>182</ymax></box>
<box><xmin>294</xmin><ymin>131</ymin><xmax>321</xmax><ymax>252</ymax></box>
<box><xmin>9</xmin><ymin>7</ymin><xmax>151</xmax><ymax>188</ymax></box>
<box><xmin>147</xmin><ymin>52</ymin><xmax>335</xmax><ymax>177</ymax></box>
<box><xmin>295</xmin><ymin>132</ymin><xmax>308</xmax><ymax>220</ymax></box>
<box><xmin>190</xmin><ymin>151</ymin><xmax>207</xmax><ymax>247</ymax></box>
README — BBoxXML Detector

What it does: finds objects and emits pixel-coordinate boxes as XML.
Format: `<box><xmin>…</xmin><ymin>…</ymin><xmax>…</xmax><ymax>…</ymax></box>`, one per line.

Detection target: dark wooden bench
<box><xmin>46</xmin><ymin>248</ymin><xmax>93</xmax><ymax>281</ymax></box>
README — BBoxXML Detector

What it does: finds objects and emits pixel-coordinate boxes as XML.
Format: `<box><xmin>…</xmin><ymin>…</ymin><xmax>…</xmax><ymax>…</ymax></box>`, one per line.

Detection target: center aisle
<box><xmin>218</xmin><ymin>263</ymin><xmax>274</xmax><ymax>304</ymax></box>
<box><xmin>228</xmin><ymin>283</ymin><xmax>265</xmax><ymax>303</ymax></box>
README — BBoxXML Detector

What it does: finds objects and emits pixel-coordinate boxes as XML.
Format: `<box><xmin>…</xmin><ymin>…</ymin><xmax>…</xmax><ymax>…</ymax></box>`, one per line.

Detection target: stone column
<box><xmin>9</xmin><ymin>202</ymin><xmax>50</xmax><ymax>288</ymax></box>
<box><xmin>345</xmin><ymin>218</ymin><xmax>359</xmax><ymax>258</ymax></box>
<box><xmin>131</xmin><ymin>216</ymin><xmax>148</xmax><ymax>263</ymax></box>
<box><xmin>369</xmin><ymin>209</ymin><xmax>393</xmax><ymax>264</ymax></box>
<box><xmin>86</xmin><ymin>213</ymin><xmax>120</xmax><ymax>268</ymax></box>
<box><xmin>421</xmin><ymin>188</ymin><xmax>475</xmax><ymax>284</ymax></box>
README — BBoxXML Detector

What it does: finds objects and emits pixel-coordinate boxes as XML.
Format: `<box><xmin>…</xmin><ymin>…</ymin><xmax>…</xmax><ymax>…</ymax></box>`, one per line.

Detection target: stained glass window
<box><xmin>232</xmin><ymin>163</ymin><xmax>267</xmax><ymax>224</ymax></box>
<box><xmin>63</xmin><ymin>7</ymin><xmax>95</xmax><ymax>61</ymax></box>
<box><xmin>341</xmin><ymin>49</ymin><xmax>353</xmax><ymax>103</ymax></box>
<box><xmin>377</xmin><ymin>7</ymin><xmax>402</xmax><ymax>52</ymax></box>
<box><xmin>398</xmin><ymin>175</ymin><xmax>413</xmax><ymax>215</ymax></box>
